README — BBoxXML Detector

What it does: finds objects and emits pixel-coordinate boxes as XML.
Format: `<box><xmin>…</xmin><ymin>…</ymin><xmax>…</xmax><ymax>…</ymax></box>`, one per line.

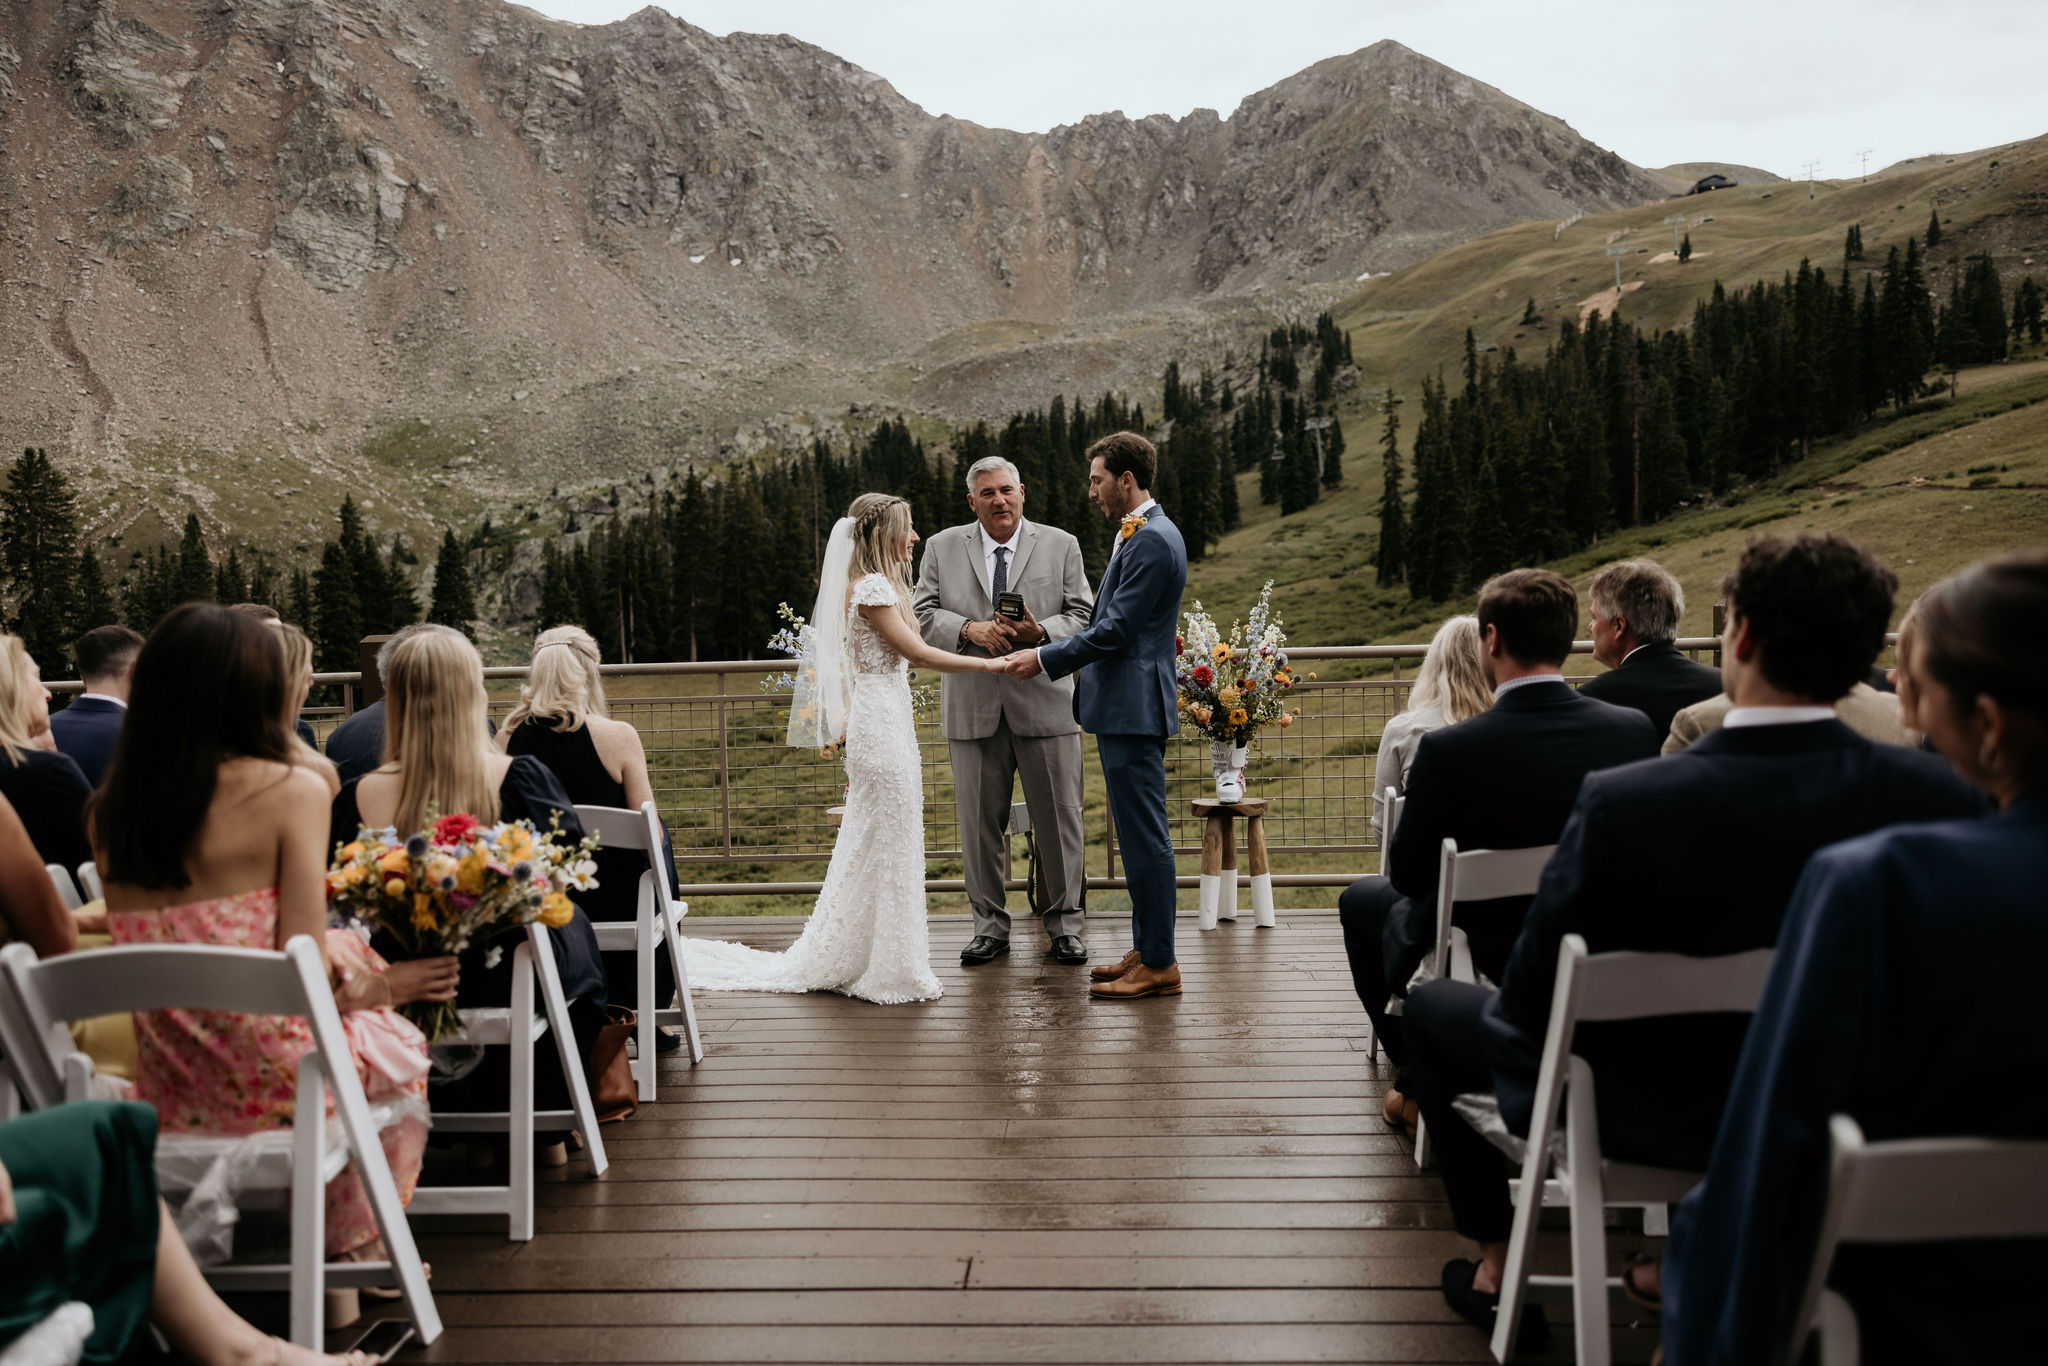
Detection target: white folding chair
<box><xmin>576</xmin><ymin>800</ymin><xmax>704</xmax><ymax>1099</ymax></box>
<box><xmin>1789</xmin><ymin>1115</ymin><xmax>2048</xmax><ymax>1366</ymax></box>
<box><xmin>0</xmin><ymin>937</ymin><xmax>443</xmax><ymax>1350</ymax></box>
<box><xmin>74</xmin><ymin>862</ymin><xmax>103</xmax><ymax>903</ymax></box>
<box><xmin>43</xmin><ymin>865</ymin><xmax>82</xmax><ymax>911</ymax></box>
<box><xmin>1358</xmin><ymin>789</ymin><xmax>1408</xmax><ymax>1066</ymax></box>
<box><xmin>406</xmin><ymin>921</ymin><xmax>610</xmax><ymax>1241</ymax></box>
<box><xmin>1486</xmin><ymin>934</ymin><xmax>1775</xmax><ymax>1364</ymax></box>
<box><xmin>1399</xmin><ymin>839</ymin><xmax>1555</xmax><ymax>1168</ymax></box>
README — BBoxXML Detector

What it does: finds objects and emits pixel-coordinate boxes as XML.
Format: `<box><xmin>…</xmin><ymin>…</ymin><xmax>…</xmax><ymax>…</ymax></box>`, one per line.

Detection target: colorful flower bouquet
<box><xmin>327</xmin><ymin>811</ymin><xmax>599</xmax><ymax>1041</ymax></box>
<box><xmin>1175</xmin><ymin>581</ymin><xmax>1304</xmax><ymax>801</ymax></box>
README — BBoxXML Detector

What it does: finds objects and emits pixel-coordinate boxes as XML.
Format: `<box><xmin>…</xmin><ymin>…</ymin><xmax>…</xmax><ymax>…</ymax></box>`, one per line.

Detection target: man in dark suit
<box><xmin>48</xmin><ymin>625</ymin><xmax>144</xmax><ymax>787</ymax></box>
<box><xmin>1578</xmin><ymin>556</ymin><xmax>1723</xmax><ymax>737</ymax></box>
<box><xmin>1337</xmin><ymin>570</ymin><xmax>1660</xmax><ymax>1088</ymax></box>
<box><xmin>1404</xmin><ymin>533</ymin><xmax>1984</xmax><ymax>1342</ymax></box>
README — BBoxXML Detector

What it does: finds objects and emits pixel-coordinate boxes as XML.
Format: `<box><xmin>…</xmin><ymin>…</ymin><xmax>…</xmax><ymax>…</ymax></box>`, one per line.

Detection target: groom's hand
<box><xmin>1002</xmin><ymin>650</ymin><xmax>1043</xmax><ymax>680</ymax></box>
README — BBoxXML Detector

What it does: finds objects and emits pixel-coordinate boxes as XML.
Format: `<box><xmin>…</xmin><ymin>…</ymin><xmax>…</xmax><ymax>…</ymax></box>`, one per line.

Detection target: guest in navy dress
<box><xmin>329</xmin><ymin>625</ymin><xmax>608</xmax><ymax>1138</ymax></box>
<box><xmin>1663</xmin><ymin>550</ymin><xmax>2048</xmax><ymax>1366</ymax></box>
<box><xmin>0</xmin><ymin>634</ymin><xmax>93</xmax><ymax>873</ymax></box>
<box><xmin>498</xmin><ymin>626</ymin><xmax>681</xmax><ymax>1031</ymax></box>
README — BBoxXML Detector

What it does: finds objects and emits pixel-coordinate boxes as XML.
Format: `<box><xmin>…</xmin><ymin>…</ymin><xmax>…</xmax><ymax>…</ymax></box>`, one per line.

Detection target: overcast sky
<box><xmin>520</xmin><ymin>0</ymin><xmax>2044</xmax><ymax>179</ymax></box>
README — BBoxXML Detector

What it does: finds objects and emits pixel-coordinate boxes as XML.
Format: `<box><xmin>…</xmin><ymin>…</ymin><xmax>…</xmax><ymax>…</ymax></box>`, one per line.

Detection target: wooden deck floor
<box><xmin>405</xmin><ymin>911</ymin><xmax>1655</xmax><ymax>1365</ymax></box>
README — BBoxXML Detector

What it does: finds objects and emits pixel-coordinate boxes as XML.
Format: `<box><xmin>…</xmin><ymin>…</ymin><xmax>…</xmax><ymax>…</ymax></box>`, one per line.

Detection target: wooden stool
<box><xmin>1192</xmin><ymin>798</ymin><xmax>1273</xmax><ymax>930</ymax></box>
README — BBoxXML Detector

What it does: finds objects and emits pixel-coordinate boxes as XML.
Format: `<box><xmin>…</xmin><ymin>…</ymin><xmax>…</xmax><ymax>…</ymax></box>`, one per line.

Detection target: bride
<box><xmin>683</xmin><ymin>493</ymin><xmax>1006</xmax><ymax>1003</ymax></box>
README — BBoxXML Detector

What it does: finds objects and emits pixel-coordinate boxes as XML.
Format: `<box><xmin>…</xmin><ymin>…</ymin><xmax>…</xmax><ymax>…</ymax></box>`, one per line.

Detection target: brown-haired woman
<box><xmin>93</xmin><ymin>605</ymin><xmax>454</xmax><ymax>1285</ymax></box>
<box><xmin>1662</xmin><ymin>550</ymin><xmax>2048</xmax><ymax>1366</ymax></box>
<box><xmin>330</xmin><ymin>625</ymin><xmax>608</xmax><ymax>1134</ymax></box>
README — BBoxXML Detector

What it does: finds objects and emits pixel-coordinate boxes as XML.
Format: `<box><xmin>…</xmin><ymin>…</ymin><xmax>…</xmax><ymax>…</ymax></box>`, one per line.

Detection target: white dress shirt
<box><xmin>78</xmin><ymin>692</ymin><xmax>128</xmax><ymax>708</ymax></box>
<box><xmin>1723</xmin><ymin>705</ymin><xmax>1836</xmax><ymax>728</ymax></box>
<box><xmin>979</xmin><ymin>521</ymin><xmax>1024</xmax><ymax>595</ymax></box>
<box><xmin>1492</xmin><ymin>672</ymin><xmax>1570</xmax><ymax>701</ymax></box>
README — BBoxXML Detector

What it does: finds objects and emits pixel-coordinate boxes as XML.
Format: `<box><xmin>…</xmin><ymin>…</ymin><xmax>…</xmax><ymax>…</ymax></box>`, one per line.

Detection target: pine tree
<box><xmin>0</xmin><ymin>448</ymin><xmax>80</xmax><ymax>667</ymax></box>
<box><xmin>538</xmin><ymin>540</ymin><xmax>578</xmax><ymax>630</ymax></box>
<box><xmin>73</xmin><ymin>547</ymin><xmax>117</xmax><ymax>636</ymax></box>
<box><xmin>1465</xmin><ymin>456</ymin><xmax>1512</xmax><ymax>587</ymax></box>
<box><xmin>1520</xmin><ymin>298</ymin><xmax>1540</xmax><ymax>326</ymax></box>
<box><xmin>312</xmin><ymin>543</ymin><xmax>362</xmax><ymax>672</ymax></box>
<box><xmin>174</xmin><ymin>513</ymin><xmax>214</xmax><ymax>605</ymax></box>
<box><xmin>214</xmin><ymin>547</ymin><xmax>248</xmax><ymax>606</ymax></box>
<box><xmin>1320</xmin><ymin>412</ymin><xmax>1345</xmax><ymax>487</ymax></box>
<box><xmin>1925</xmin><ymin>207</ymin><xmax>1942</xmax><ymax>250</ymax></box>
<box><xmin>2017</xmin><ymin>276</ymin><xmax>2046</xmax><ymax>345</ymax></box>
<box><xmin>1843</xmin><ymin>223</ymin><xmax>1864</xmax><ymax>262</ymax></box>
<box><xmin>287</xmin><ymin>571</ymin><xmax>314</xmax><ymax>631</ymax></box>
<box><xmin>428</xmin><ymin>529</ymin><xmax>477</xmax><ymax>638</ymax></box>
<box><xmin>1373</xmin><ymin>400</ymin><xmax>1406</xmax><ymax>586</ymax></box>
<box><xmin>1679</xmin><ymin>232</ymin><xmax>1692</xmax><ymax>264</ymax></box>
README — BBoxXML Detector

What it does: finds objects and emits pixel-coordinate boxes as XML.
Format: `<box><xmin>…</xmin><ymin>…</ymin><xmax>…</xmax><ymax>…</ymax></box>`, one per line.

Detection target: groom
<box><xmin>1004</xmin><ymin>432</ymin><xmax>1188</xmax><ymax>999</ymax></box>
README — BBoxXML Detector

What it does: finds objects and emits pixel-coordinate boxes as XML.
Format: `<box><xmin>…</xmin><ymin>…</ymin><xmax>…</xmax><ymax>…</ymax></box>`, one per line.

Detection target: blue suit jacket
<box><xmin>47</xmin><ymin>696</ymin><xmax>125</xmax><ymax>789</ymax></box>
<box><xmin>1664</xmin><ymin>793</ymin><xmax>2048</xmax><ymax>1366</ymax></box>
<box><xmin>1037</xmin><ymin>507</ymin><xmax>1187</xmax><ymax>738</ymax></box>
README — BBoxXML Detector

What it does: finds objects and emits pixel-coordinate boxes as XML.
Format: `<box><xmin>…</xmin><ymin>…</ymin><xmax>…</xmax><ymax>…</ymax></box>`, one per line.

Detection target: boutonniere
<box><xmin>1119</xmin><ymin>511</ymin><xmax>1146</xmax><ymax>541</ymax></box>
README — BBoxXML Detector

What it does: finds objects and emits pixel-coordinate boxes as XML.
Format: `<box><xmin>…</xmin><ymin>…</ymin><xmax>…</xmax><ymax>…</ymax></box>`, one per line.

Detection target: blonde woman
<box><xmin>685</xmin><ymin>493</ymin><xmax>1004</xmax><ymax>1004</ymax></box>
<box><xmin>272</xmin><ymin>621</ymin><xmax>342</xmax><ymax>798</ymax></box>
<box><xmin>498</xmin><ymin>626</ymin><xmax>674</xmax><ymax>1025</ymax></box>
<box><xmin>329</xmin><ymin>625</ymin><xmax>609</xmax><ymax>1134</ymax></box>
<box><xmin>1371</xmin><ymin>615</ymin><xmax>1491</xmax><ymax>838</ymax></box>
<box><xmin>0</xmin><ymin>633</ymin><xmax>94</xmax><ymax>871</ymax></box>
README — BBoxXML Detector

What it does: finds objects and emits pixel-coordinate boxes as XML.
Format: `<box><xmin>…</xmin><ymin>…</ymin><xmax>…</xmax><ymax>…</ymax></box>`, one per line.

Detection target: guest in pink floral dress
<box><xmin>91</xmin><ymin>605</ymin><xmax>460</xmax><ymax>1261</ymax></box>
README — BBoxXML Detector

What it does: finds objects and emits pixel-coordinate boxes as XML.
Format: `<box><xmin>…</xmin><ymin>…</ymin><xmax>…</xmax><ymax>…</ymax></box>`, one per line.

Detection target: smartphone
<box><xmin>996</xmin><ymin>591</ymin><xmax>1025</xmax><ymax>620</ymax></box>
<box><xmin>349</xmin><ymin>1319</ymin><xmax>417</xmax><ymax>1363</ymax></box>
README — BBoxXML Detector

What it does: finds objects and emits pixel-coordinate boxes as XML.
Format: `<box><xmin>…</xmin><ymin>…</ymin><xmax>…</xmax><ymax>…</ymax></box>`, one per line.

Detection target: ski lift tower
<box><xmin>1803</xmin><ymin>159</ymin><xmax>1822</xmax><ymax>200</ymax></box>
<box><xmin>1664</xmin><ymin>213</ymin><xmax>1688</xmax><ymax>252</ymax></box>
<box><xmin>1606</xmin><ymin>244</ymin><xmax>1632</xmax><ymax>291</ymax></box>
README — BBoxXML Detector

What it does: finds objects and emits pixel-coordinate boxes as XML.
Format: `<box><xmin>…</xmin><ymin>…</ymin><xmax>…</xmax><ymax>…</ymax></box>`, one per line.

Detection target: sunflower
<box><xmin>1228</xmin><ymin>707</ymin><xmax>1249</xmax><ymax>727</ymax></box>
<box><xmin>1211</xmin><ymin>642</ymin><xmax>1232</xmax><ymax>662</ymax></box>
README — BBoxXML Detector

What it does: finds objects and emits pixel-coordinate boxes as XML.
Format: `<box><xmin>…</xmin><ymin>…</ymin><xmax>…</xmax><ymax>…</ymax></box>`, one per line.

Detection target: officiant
<box><xmin>914</xmin><ymin>457</ymin><xmax>1096</xmax><ymax>966</ymax></box>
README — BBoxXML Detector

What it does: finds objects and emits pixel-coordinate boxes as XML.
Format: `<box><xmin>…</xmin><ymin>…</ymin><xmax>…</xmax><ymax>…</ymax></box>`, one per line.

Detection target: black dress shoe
<box><xmin>960</xmin><ymin>935</ymin><xmax>1010</xmax><ymax>965</ymax></box>
<box><xmin>1046</xmin><ymin>935</ymin><xmax>1088</xmax><ymax>964</ymax></box>
<box><xmin>1441</xmin><ymin>1258</ymin><xmax>1549</xmax><ymax>1351</ymax></box>
<box><xmin>654</xmin><ymin>1027</ymin><xmax>684</xmax><ymax>1054</ymax></box>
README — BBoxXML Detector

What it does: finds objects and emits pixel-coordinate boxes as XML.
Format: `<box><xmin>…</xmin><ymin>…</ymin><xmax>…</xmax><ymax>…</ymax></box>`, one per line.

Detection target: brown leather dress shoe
<box><xmin>1090</xmin><ymin>962</ymin><xmax>1181</xmax><ymax>998</ymax></box>
<box><xmin>1090</xmin><ymin>949</ymin><xmax>1143</xmax><ymax>982</ymax></box>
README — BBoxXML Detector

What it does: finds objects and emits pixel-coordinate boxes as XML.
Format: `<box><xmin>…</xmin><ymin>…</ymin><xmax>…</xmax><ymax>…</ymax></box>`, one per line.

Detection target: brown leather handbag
<box><xmin>589</xmin><ymin>1005</ymin><xmax>638</xmax><ymax>1124</ymax></box>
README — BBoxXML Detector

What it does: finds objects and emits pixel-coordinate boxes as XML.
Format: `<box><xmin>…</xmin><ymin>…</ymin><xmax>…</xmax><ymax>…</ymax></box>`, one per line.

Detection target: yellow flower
<box><xmin>1217</xmin><ymin>686</ymin><xmax>1241</xmax><ymax>708</ymax></box>
<box><xmin>1211</xmin><ymin>643</ymin><xmax>1231</xmax><ymax>662</ymax></box>
<box><xmin>340</xmin><ymin>864</ymin><xmax>368</xmax><ymax>888</ymax></box>
<box><xmin>377</xmin><ymin>848</ymin><xmax>410</xmax><ymax>877</ymax></box>
<box><xmin>1119</xmin><ymin>511</ymin><xmax>1145</xmax><ymax>540</ymax></box>
<box><xmin>410</xmin><ymin>892</ymin><xmax>437</xmax><ymax>931</ymax></box>
<box><xmin>820</xmin><ymin>744</ymin><xmax>837</xmax><ymax>761</ymax></box>
<box><xmin>1228</xmin><ymin>708</ymin><xmax>1249</xmax><ymax>726</ymax></box>
<box><xmin>1307</xmin><ymin>672</ymin><xmax>1317</xmax><ymax>681</ymax></box>
<box><xmin>456</xmin><ymin>847</ymin><xmax>488</xmax><ymax>896</ymax></box>
<box><xmin>382</xmin><ymin>876</ymin><xmax>408</xmax><ymax>899</ymax></box>
<box><xmin>539</xmin><ymin>891</ymin><xmax>575</xmax><ymax>928</ymax></box>
<box><xmin>339</xmin><ymin>841</ymin><xmax>365</xmax><ymax>863</ymax></box>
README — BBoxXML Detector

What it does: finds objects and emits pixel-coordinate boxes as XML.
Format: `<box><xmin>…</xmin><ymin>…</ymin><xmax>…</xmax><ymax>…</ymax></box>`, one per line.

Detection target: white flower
<box><xmin>485</xmin><ymin>945</ymin><xmax>504</xmax><ymax>970</ymax></box>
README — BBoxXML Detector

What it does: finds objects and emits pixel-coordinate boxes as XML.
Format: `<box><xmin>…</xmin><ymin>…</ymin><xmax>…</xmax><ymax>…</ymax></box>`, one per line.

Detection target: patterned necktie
<box><xmin>992</xmin><ymin>545</ymin><xmax>1009</xmax><ymax>601</ymax></box>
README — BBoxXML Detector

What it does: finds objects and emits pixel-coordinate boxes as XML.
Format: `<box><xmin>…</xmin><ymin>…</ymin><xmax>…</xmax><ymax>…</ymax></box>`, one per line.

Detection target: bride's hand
<box><xmin>983</xmin><ymin>655</ymin><xmax>1014</xmax><ymax>673</ymax></box>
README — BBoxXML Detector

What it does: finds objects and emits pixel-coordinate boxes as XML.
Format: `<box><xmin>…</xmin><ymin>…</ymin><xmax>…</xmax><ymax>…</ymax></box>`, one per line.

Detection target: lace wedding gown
<box><xmin>683</xmin><ymin>573</ymin><xmax>943</xmax><ymax>1004</ymax></box>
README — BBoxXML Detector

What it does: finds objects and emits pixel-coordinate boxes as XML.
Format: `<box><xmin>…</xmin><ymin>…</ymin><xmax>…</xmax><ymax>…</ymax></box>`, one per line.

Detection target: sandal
<box><xmin>271</xmin><ymin>1336</ymin><xmax>373</xmax><ymax>1365</ymax></box>
<box><xmin>1622</xmin><ymin>1251</ymin><xmax>1662</xmax><ymax>1314</ymax></box>
<box><xmin>1381</xmin><ymin>1088</ymin><xmax>1407</xmax><ymax>1129</ymax></box>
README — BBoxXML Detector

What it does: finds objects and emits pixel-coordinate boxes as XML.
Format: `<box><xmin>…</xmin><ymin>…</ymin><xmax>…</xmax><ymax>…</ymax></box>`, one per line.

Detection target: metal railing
<box><xmin>54</xmin><ymin>637</ymin><xmax>1755</xmax><ymax>898</ymax></box>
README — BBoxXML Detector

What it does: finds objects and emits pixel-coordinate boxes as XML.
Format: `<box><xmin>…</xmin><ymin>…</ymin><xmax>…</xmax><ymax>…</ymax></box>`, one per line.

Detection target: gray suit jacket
<box><xmin>914</xmin><ymin>519</ymin><xmax>1093</xmax><ymax>740</ymax></box>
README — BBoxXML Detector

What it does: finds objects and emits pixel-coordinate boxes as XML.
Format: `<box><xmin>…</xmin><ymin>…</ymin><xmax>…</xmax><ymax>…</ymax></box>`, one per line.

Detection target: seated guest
<box><xmin>48</xmin><ymin>624</ymin><xmax>143</xmax><ymax>787</ymax></box>
<box><xmin>1662</xmin><ymin>678</ymin><xmax>1915</xmax><ymax>752</ymax></box>
<box><xmin>95</xmin><ymin>605</ymin><xmax>456</xmax><ymax>1280</ymax></box>
<box><xmin>0</xmin><ymin>633</ymin><xmax>94</xmax><ymax>873</ymax></box>
<box><xmin>0</xmin><ymin>1102</ymin><xmax>373</xmax><ymax>1366</ymax></box>
<box><xmin>0</xmin><ymin>791</ymin><xmax>77</xmax><ymax>958</ymax></box>
<box><xmin>1371</xmin><ymin>614</ymin><xmax>1490</xmax><ymax>838</ymax></box>
<box><xmin>226</xmin><ymin>603</ymin><xmax>319</xmax><ymax>749</ymax></box>
<box><xmin>274</xmin><ymin>621</ymin><xmax>342</xmax><ymax>797</ymax></box>
<box><xmin>1578</xmin><ymin>557</ymin><xmax>1722</xmax><ymax>736</ymax></box>
<box><xmin>1338</xmin><ymin>570</ymin><xmax>1658</xmax><ymax>1130</ymax></box>
<box><xmin>1662</xmin><ymin>551</ymin><xmax>2048</xmax><ymax>1366</ymax></box>
<box><xmin>326</xmin><ymin>623</ymin><xmax>494</xmax><ymax>785</ymax></box>
<box><xmin>1403</xmin><ymin>533</ymin><xmax>1981</xmax><ymax>1343</ymax></box>
<box><xmin>498</xmin><ymin>625</ymin><xmax>682</xmax><ymax>1029</ymax></box>
<box><xmin>333</xmin><ymin>624</ymin><xmax>608</xmax><ymax>1137</ymax></box>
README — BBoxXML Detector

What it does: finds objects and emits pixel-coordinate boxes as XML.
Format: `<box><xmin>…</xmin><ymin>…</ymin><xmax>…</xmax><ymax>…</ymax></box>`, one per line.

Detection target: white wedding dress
<box><xmin>683</xmin><ymin>572</ymin><xmax>943</xmax><ymax>1004</ymax></box>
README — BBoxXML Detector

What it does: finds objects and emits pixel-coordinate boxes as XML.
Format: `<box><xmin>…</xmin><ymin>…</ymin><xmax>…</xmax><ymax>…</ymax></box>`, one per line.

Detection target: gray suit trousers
<box><xmin>950</xmin><ymin>717</ymin><xmax>1086</xmax><ymax>942</ymax></box>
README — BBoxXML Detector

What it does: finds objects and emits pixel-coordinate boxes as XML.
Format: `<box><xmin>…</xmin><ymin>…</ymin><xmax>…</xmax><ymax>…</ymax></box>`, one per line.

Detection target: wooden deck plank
<box><xmin>400</xmin><ymin>913</ymin><xmax>1644</xmax><ymax>1364</ymax></box>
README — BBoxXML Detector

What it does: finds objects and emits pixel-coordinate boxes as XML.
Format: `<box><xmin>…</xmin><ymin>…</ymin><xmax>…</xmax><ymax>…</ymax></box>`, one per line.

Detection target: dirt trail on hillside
<box><xmin>1579</xmin><ymin>279</ymin><xmax>1645</xmax><ymax>321</ymax></box>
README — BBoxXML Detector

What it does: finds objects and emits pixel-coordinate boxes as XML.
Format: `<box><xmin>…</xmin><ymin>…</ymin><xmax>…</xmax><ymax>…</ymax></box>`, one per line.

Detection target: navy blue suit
<box><xmin>47</xmin><ymin>696</ymin><xmax>125</xmax><ymax>789</ymax></box>
<box><xmin>1664</xmin><ymin>793</ymin><xmax>2048</xmax><ymax>1366</ymax></box>
<box><xmin>1038</xmin><ymin>506</ymin><xmax>1187</xmax><ymax>967</ymax></box>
